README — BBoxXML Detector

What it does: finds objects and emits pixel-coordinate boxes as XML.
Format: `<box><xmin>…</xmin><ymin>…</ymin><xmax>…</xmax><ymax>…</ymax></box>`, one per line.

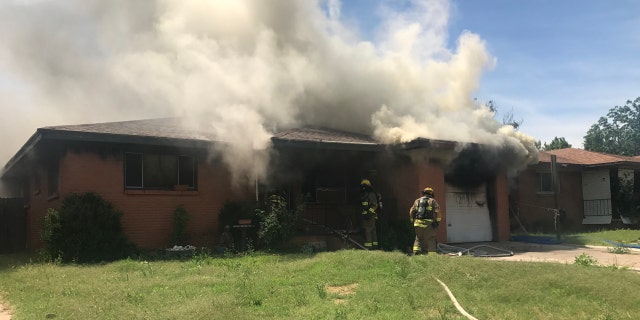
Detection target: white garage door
<box><xmin>445</xmin><ymin>184</ymin><xmax>492</xmax><ymax>243</ymax></box>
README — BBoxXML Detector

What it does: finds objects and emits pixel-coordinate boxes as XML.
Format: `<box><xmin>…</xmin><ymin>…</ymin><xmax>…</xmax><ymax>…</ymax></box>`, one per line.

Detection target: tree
<box><xmin>543</xmin><ymin>137</ymin><xmax>571</xmax><ymax>150</ymax></box>
<box><xmin>584</xmin><ymin>97</ymin><xmax>640</xmax><ymax>156</ymax></box>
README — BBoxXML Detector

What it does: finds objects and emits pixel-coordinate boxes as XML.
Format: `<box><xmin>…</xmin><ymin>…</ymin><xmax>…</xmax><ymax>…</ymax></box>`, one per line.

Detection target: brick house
<box><xmin>1</xmin><ymin>118</ymin><xmax>512</xmax><ymax>252</ymax></box>
<box><xmin>513</xmin><ymin>148</ymin><xmax>640</xmax><ymax>233</ymax></box>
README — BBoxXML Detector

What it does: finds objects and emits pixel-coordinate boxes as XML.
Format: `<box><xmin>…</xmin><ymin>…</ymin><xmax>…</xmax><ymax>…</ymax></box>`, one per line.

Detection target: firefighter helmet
<box><xmin>422</xmin><ymin>187</ymin><xmax>434</xmax><ymax>196</ymax></box>
<box><xmin>360</xmin><ymin>179</ymin><xmax>372</xmax><ymax>187</ymax></box>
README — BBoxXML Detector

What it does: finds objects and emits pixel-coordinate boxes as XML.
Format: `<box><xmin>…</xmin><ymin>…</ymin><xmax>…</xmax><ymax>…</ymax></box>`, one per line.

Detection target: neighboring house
<box><xmin>513</xmin><ymin>148</ymin><xmax>640</xmax><ymax>233</ymax></box>
<box><xmin>1</xmin><ymin>118</ymin><xmax>513</xmax><ymax>252</ymax></box>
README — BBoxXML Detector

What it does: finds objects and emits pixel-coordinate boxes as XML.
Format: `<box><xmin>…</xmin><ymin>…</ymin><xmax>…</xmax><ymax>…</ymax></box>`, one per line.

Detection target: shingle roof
<box><xmin>40</xmin><ymin>118</ymin><xmax>218</xmax><ymax>142</ymax></box>
<box><xmin>538</xmin><ymin>148</ymin><xmax>640</xmax><ymax>166</ymax></box>
<box><xmin>272</xmin><ymin>127</ymin><xmax>378</xmax><ymax>145</ymax></box>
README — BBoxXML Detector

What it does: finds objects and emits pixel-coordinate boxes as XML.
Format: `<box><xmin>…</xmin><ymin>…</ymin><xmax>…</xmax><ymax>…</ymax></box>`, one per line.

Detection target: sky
<box><xmin>0</xmin><ymin>0</ymin><xmax>638</xmax><ymax>184</ymax></box>
<box><xmin>340</xmin><ymin>0</ymin><xmax>640</xmax><ymax>149</ymax></box>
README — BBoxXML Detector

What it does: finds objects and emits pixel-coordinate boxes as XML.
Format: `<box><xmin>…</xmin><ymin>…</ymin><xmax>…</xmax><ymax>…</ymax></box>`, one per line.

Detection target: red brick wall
<box><xmin>26</xmin><ymin>149</ymin><xmax>253</xmax><ymax>250</ymax></box>
<box><xmin>388</xmin><ymin>158</ymin><xmax>447</xmax><ymax>243</ymax></box>
<box><xmin>387</xmin><ymin>157</ymin><xmax>511</xmax><ymax>243</ymax></box>
<box><xmin>515</xmin><ymin>168</ymin><xmax>583</xmax><ymax>233</ymax></box>
<box><xmin>494</xmin><ymin>173</ymin><xmax>510</xmax><ymax>241</ymax></box>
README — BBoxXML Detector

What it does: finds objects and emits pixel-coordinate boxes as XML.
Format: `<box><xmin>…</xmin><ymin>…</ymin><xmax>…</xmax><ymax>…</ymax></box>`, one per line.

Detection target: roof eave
<box><xmin>395</xmin><ymin>138</ymin><xmax>459</xmax><ymax>150</ymax></box>
<box><xmin>1</xmin><ymin>128</ymin><xmax>218</xmax><ymax>179</ymax></box>
<box><xmin>1</xmin><ymin>130</ymin><xmax>43</xmax><ymax>179</ymax></box>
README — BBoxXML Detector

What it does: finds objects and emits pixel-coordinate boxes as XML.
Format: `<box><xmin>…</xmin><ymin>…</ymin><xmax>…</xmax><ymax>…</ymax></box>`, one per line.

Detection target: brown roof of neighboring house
<box><xmin>538</xmin><ymin>148</ymin><xmax>640</xmax><ymax>166</ymax></box>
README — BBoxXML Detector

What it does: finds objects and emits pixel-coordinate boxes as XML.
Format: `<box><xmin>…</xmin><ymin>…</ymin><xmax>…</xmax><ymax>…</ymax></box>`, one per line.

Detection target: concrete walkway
<box><xmin>446</xmin><ymin>241</ymin><xmax>640</xmax><ymax>271</ymax></box>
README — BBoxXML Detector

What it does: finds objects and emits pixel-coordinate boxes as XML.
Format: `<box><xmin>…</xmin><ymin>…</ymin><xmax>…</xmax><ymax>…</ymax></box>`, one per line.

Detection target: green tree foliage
<box><xmin>41</xmin><ymin>192</ymin><xmax>135</xmax><ymax>263</ymax></box>
<box><xmin>543</xmin><ymin>137</ymin><xmax>572</xmax><ymax>150</ymax></box>
<box><xmin>584</xmin><ymin>97</ymin><xmax>640</xmax><ymax>156</ymax></box>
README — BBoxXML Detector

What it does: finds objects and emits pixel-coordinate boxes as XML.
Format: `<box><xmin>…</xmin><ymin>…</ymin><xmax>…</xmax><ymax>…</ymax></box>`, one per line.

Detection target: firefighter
<box><xmin>409</xmin><ymin>187</ymin><xmax>441</xmax><ymax>255</ymax></box>
<box><xmin>360</xmin><ymin>179</ymin><xmax>379</xmax><ymax>249</ymax></box>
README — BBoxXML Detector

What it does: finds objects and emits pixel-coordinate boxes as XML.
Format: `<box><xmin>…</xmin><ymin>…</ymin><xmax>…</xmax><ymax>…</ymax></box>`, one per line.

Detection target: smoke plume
<box><xmin>0</xmin><ymin>0</ymin><xmax>538</xmax><ymax>187</ymax></box>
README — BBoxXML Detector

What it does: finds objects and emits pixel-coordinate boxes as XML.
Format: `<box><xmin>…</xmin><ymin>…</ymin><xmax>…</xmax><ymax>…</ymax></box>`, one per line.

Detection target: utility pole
<box><xmin>550</xmin><ymin>155</ymin><xmax>560</xmax><ymax>240</ymax></box>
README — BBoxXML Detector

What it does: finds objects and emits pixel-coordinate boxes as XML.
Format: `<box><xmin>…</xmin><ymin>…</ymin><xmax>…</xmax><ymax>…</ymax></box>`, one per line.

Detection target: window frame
<box><xmin>536</xmin><ymin>171</ymin><xmax>557</xmax><ymax>194</ymax></box>
<box><xmin>124</xmin><ymin>152</ymin><xmax>197</xmax><ymax>191</ymax></box>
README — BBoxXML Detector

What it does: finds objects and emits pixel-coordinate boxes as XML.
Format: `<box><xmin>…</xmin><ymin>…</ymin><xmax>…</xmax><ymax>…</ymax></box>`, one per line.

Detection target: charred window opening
<box><xmin>124</xmin><ymin>152</ymin><xmax>196</xmax><ymax>190</ymax></box>
<box><xmin>445</xmin><ymin>145</ymin><xmax>496</xmax><ymax>189</ymax></box>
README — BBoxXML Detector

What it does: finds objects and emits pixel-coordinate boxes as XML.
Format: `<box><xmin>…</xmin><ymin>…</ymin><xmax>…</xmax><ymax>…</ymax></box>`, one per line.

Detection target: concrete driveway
<box><xmin>443</xmin><ymin>241</ymin><xmax>640</xmax><ymax>271</ymax></box>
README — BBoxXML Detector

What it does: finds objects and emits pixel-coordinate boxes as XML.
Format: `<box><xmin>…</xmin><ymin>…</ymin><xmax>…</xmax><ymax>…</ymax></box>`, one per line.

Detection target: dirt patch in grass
<box><xmin>0</xmin><ymin>296</ymin><xmax>13</xmax><ymax>320</ymax></box>
<box><xmin>326</xmin><ymin>283</ymin><xmax>358</xmax><ymax>304</ymax></box>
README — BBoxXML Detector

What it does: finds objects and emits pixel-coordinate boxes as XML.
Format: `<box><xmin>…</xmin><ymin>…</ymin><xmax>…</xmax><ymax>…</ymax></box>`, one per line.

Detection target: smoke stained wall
<box><xmin>0</xmin><ymin>0</ymin><xmax>537</xmax><ymax>189</ymax></box>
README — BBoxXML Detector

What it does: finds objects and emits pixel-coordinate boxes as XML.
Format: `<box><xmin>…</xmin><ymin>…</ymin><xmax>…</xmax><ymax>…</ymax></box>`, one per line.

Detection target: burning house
<box><xmin>0</xmin><ymin>1</ymin><xmax>540</xmax><ymax>252</ymax></box>
<box><xmin>0</xmin><ymin>118</ymin><xmax>521</xmax><ymax>252</ymax></box>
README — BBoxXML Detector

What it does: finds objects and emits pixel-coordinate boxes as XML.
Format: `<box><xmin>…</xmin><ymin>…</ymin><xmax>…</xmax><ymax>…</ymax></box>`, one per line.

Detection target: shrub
<box><xmin>170</xmin><ymin>205</ymin><xmax>190</xmax><ymax>246</ymax></box>
<box><xmin>255</xmin><ymin>193</ymin><xmax>305</xmax><ymax>250</ymax></box>
<box><xmin>377</xmin><ymin>217</ymin><xmax>415</xmax><ymax>252</ymax></box>
<box><xmin>574</xmin><ymin>253</ymin><xmax>598</xmax><ymax>267</ymax></box>
<box><xmin>41</xmin><ymin>192</ymin><xmax>135</xmax><ymax>263</ymax></box>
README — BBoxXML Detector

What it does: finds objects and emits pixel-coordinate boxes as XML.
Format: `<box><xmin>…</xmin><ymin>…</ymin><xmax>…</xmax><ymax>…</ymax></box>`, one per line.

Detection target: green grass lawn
<box><xmin>515</xmin><ymin>228</ymin><xmax>640</xmax><ymax>246</ymax></box>
<box><xmin>562</xmin><ymin>229</ymin><xmax>640</xmax><ymax>246</ymax></box>
<box><xmin>1</xmin><ymin>249</ymin><xmax>638</xmax><ymax>320</ymax></box>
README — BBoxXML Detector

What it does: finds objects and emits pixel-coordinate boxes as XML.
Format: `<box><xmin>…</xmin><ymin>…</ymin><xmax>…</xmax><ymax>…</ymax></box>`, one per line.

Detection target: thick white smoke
<box><xmin>0</xmin><ymin>0</ymin><xmax>538</xmax><ymax>188</ymax></box>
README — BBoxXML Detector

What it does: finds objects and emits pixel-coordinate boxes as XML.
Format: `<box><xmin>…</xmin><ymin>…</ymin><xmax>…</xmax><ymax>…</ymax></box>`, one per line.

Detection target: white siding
<box><xmin>582</xmin><ymin>169</ymin><xmax>612</xmax><ymax>224</ymax></box>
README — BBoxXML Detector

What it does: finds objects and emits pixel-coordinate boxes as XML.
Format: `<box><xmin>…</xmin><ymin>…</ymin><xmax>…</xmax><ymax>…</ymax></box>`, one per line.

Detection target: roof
<box><xmin>2</xmin><ymin>118</ymin><xmax>221</xmax><ymax>177</ymax></box>
<box><xmin>2</xmin><ymin>118</ymin><xmax>460</xmax><ymax>177</ymax></box>
<box><xmin>273</xmin><ymin>127</ymin><xmax>377</xmax><ymax>144</ymax></box>
<box><xmin>39</xmin><ymin>118</ymin><xmax>219</xmax><ymax>142</ymax></box>
<box><xmin>271</xmin><ymin>127</ymin><xmax>382</xmax><ymax>151</ymax></box>
<box><xmin>538</xmin><ymin>148</ymin><xmax>640</xmax><ymax>167</ymax></box>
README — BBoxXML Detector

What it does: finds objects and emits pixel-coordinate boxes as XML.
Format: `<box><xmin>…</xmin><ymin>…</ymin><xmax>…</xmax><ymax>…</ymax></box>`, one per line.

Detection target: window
<box><xmin>537</xmin><ymin>172</ymin><xmax>554</xmax><ymax>193</ymax></box>
<box><xmin>125</xmin><ymin>152</ymin><xmax>196</xmax><ymax>190</ymax></box>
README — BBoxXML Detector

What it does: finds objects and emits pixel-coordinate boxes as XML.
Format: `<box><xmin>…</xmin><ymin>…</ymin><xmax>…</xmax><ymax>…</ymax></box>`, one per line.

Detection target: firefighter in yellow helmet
<box><xmin>409</xmin><ymin>187</ymin><xmax>441</xmax><ymax>255</ymax></box>
<box><xmin>360</xmin><ymin>179</ymin><xmax>379</xmax><ymax>249</ymax></box>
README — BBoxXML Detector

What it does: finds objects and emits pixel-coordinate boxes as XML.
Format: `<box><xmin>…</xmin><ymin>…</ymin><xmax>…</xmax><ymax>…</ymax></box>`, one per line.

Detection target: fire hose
<box><xmin>437</xmin><ymin>243</ymin><xmax>514</xmax><ymax>257</ymax></box>
<box><xmin>301</xmin><ymin>218</ymin><xmax>368</xmax><ymax>250</ymax></box>
<box><xmin>435</xmin><ymin>277</ymin><xmax>479</xmax><ymax>320</ymax></box>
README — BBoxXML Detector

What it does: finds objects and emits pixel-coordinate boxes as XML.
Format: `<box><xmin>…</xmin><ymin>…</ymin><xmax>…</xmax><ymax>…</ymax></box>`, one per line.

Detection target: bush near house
<box><xmin>170</xmin><ymin>205</ymin><xmax>190</xmax><ymax>246</ymax></box>
<box><xmin>41</xmin><ymin>192</ymin><xmax>135</xmax><ymax>263</ymax></box>
<box><xmin>378</xmin><ymin>217</ymin><xmax>415</xmax><ymax>252</ymax></box>
<box><xmin>254</xmin><ymin>194</ymin><xmax>306</xmax><ymax>250</ymax></box>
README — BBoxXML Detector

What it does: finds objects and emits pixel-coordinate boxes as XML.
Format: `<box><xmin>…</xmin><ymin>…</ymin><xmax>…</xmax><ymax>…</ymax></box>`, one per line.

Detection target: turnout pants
<box><xmin>413</xmin><ymin>225</ymin><xmax>437</xmax><ymax>254</ymax></box>
<box><xmin>362</xmin><ymin>219</ymin><xmax>378</xmax><ymax>249</ymax></box>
